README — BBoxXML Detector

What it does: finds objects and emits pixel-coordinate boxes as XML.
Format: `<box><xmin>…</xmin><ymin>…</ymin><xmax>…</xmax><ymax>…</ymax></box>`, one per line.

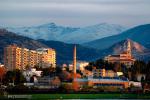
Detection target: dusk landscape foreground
<box><xmin>0</xmin><ymin>0</ymin><xmax>150</xmax><ymax>99</ymax></box>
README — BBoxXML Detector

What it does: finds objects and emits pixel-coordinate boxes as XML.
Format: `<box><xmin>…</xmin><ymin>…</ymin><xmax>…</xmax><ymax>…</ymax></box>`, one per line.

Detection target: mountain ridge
<box><xmin>5</xmin><ymin>22</ymin><xmax>126</xmax><ymax>44</ymax></box>
<box><xmin>100</xmin><ymin>39</ymin><xmax>150</xmax><ymax>61</ymax></box>
<box><xmin>84</xmin><ymin>24</ymin><xmax>150</xmax><ymax>50</ymax></box>
<box><xmin>0</xmin><ymin>29</ymin><xmax>48</xmax><ymax>63</ymax></box>
<box><xmin>61</xmin><ymin>23</ymin><xmax>126</xmax><ymax>44</ymax></box>
<box><xmin>37</xmin><ymin>39</ymin><xmax>102</xmax><ymax>64</ymax></box>
<box><xmin>0</xmin><ymin>29</ymin><xmax>102</xmax><ymax>64</ymax></box>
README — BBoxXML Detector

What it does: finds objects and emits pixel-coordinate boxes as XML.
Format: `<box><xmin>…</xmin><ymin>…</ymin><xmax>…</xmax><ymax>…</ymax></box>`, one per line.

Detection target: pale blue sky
<box><xmin>0</xmin><ymin>0</ymin><xmax>150</xmax><ymax>27</ymax></box>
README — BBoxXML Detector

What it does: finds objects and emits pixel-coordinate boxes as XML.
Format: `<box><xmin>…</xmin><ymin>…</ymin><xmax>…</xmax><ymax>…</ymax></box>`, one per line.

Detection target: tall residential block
<box><xmin>4</xmin><ymin>45</ymin><xmax>56</xmax><ymax>71</ymax></box>
<box><xmin>36</xmin><ymin>48</ymin><xmax>56</xmax><ymax>68</ymax></box>
<box><xmin>4</xmin><ymin>44</ymin><xmax>22</xmax><ymax>71</ymax></box>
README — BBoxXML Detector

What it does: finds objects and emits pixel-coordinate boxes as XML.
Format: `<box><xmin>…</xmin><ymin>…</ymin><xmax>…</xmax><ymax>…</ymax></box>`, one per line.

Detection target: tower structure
<box><xmin>127</xmin><ymin>39</ymin><xmax>132</xmax><ymax>57</ymax></box>
<box><xmin>73</xmin><ymin>45</ymin><xmax>76</xmax><ymax>75</ymax></box>
<box><xmin>72</xmin><ymin>45</ymin><xmax>79</xmax><ymax>91</ymax></box>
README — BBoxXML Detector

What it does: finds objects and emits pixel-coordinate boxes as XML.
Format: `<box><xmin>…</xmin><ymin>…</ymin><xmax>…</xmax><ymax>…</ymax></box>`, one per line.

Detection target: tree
<box><xmin>141</xmin><ymin>76</ymin><xmax>145</xmax><ymax>90</ymax></box>
<box><xmin>42</xmin><ymin>68</ymin><xmax>50</xmax><ymax>76</ymax></box>
<box><xmin>14</xmin><ymin>69</ymin><xmax>26</xmax><ymax>84</ymax></box>
<box><xmin>146</xmin><ymin>61</ymin><xmax>150</xmax><ymax>83</ymax></box>
<box><xmin>55</xmin><ymin>66</ymin><xmax>62</xmax><ymax>75</ymax></box>
<box><xmin>113</xmin><ymin>63</ymin><xmax>121</xmax><ymax>72</ymax></box>
<box><xmin>121</xmin><ymin>64</ymin><xmax>129</xmax><ymax>78</ymax></box>
<box><xmin>34</xmin><ymin>64</ymin><xmax>41</xmax><ymax>70</ymax></box>
<box><xmin>25</xmin><ymin>64</ymin><xmax>31</xmax><ymax>70</ymax></box>
<box><xmin>133</xmin><ymin>60</ymin><xmax>146</xmax><ymax>74</ymax></box>
<box><xmin>131</xmin><ymin>60</ymin><xmax>147</xmax><ymax>81</ymax></box>
<box><xmin>4</xmin><ymin>69</ymin><xmax>26</xmax><ymax>85</ymax></box>
<box><xmin>85</xmin><ymin>59</ymin><xmax>117</xmax><ymax>71</ymax></box>
<box><xmin>4</xmin><ymin>71</ymin><xmax>15</xmax><ymax>85</ymax></box>
<box><xmin>95</xmin><ymin>59</ymin><xmax>105</xmax><ymax>68</ymax></box>
<box><xmin>0</xmin><ymin>67</ymin><xmax>6</xmax><ymax>83</ymax></box>
<box><xmin>85</xmin><ymin>65</ymin><xmax>93</xmax><ymax>71</ymax></box>
<box><xmin>30</xmin><ymin>75</ymin><xmax>35</xmax><ymax>83</ymax></box>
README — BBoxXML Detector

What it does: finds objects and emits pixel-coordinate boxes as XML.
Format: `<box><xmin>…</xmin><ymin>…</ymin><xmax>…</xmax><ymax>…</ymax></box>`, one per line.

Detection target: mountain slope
<box><xmin>6</xmin><ymin>23</ymin><xmax>79</xmax><ymax>41</ymax></box>
<box><xmin>38</xmin><ymin>39</ymin><xmax>102</xmax><ymax>64</ymax></box>
<box><xmin>0</xmin><ymin>29</ymin><xmax>102</xmax><ymax>64</ymax></box>
<box><xmin>60</xmin><ymin>23</ymin><xmax>126</xmax><ymax>43</ymax></box>
<box><xmin>84</xmin><ymin>24</ymin><xmax>150</xmax><ymax>50</ymax></box>
<box><xmin>0</xmin><ymin>29</ymin><xmax>48</xmax><ymax>63</ymax></box>
<box><xmin>6</xmin><ymin>23</ymin><xmax>126</xmax><ymax>44</ymax></box>
<box><xmin>100</xmin><ymin>39</ymin><xmax>150</xmax><ymax>61</ymax></box>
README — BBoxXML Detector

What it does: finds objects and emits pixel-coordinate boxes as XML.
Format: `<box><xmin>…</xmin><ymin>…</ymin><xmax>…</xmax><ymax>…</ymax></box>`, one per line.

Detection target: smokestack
<box><xmin>72</xmin><ymin>45</ymin><xmax>79</xmax><ymax>91</ymax></box>
<box><xmin>73</xmin><ymin>45</ymin><xmax>76</xmax><ymax>74</ymax></box>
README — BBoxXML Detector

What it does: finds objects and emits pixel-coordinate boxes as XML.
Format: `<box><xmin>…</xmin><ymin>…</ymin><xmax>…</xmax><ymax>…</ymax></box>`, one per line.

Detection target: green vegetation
<box><xmin>2</xmin><ymin>93</ymin><xmax>150</xmax><ymax>99</ymax></box>
<box><xmin>3</xmin><ymin>69</ymin><xmax>26</xmax><ymax>85</ymax></box>
<box><xmin>25</xmin><ymin>93</ymin><xmax>150</xmax><ymax>99</ymax></box>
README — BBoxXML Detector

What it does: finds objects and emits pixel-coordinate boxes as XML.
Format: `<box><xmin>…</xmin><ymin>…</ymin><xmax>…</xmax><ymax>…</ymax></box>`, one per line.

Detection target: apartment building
<box><xmin>4</xmin><ymin>45</ymin><xmax>56</xmax><ymax>71</ymax></box>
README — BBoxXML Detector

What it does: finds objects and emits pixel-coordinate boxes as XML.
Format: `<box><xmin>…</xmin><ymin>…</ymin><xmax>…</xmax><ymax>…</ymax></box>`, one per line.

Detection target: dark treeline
<box><xmin>85</xmin><ymin>59</ymin><xmax>150</xmax><ymax>83</ymax></box>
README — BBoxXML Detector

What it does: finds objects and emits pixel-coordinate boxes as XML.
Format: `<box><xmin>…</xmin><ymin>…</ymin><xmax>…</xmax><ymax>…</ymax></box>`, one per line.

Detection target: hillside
<box><xmin>6</xmin><ymin>23</ymin><xmax>79</xmax><ymax>42</ymax></box>
<box><xmin>0</xmin><ymin>29</ymin><xmax>48</xmax><ymax>63</ymax></box>
<box><xmin>100</xmin><ymin>39</ymin><xmax>150</xmax><ymax>61</ymax></box>
<box><xmin>60</xmin><ymin>23</ymin><xmax>126</xmax><ymax>43</ymax></box>
<box><xmin>84</xmin><ymin>24</ymin><xmax>150</xmax><ymax>50</ymax></box>
<box><xmin>6</xmin><ymin>22</ymin><xmax>126</xmax><ymax>44</ymax></box>
<box><xmin>38</xmin><ymin>39</ymin><xmax>102</xmax><ymax>64</ymax></box>
<box><xmin>0</xmin><ymin>29</ymin><xmax>102</xmax><ymax>64</ymax></box>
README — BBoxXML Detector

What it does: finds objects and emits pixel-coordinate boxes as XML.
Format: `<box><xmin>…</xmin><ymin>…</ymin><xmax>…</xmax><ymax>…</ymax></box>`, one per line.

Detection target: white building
<box><xmin>22</xmin><ymin>68</ymin><xmax>42</xmax><ymax>82</ymax></box>
<box><xmin>69</xmin><ymin>61</ymin><xmax>89</xmax><ymax>71</ymax></box>
<box><xmin>36</xmin><ymin>48</ymin><xmax>56</xmax><ymax>68</ymax></box>
<box><xmin>77</xmin><ymin>61</ymin><xmax>89</xmax><ymax>71</ymax></box>
<box><xmin>0</xmin><ymin>63</ymin><xmax>4</xmax><ymax>68</ymax></box>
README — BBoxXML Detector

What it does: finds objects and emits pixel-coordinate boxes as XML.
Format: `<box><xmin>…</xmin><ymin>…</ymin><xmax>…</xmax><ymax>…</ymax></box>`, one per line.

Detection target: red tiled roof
<box><xmin>121</xmin><ymin>51</ymin><xmax>128</xmax><ymax>54</ymax></box>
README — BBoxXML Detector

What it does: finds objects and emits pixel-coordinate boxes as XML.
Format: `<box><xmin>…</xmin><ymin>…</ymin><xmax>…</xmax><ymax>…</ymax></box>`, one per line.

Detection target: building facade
<box><xmin>4</xmin><ymin>45</ymin><xmax>56</xmax><ymax>71</ymax></box>
<box><xmin>36</xmin><ymin>48</ymin><xmax>56</xmax><ymax>68</ymax></box>
<box><xmin>104</xmin><ymin>39</ymin><xmax>135</xmax><ymax>67</ymax></box>
<box><xmin>4</xmin><ymin>45</ymin><xmax>22</xmax><ymax>70</ymax></box>
<box><xmin>92</xmin><ymin>68</ymin><xmax>118</xmax><ymax>78</ymax></box>
<box><xmin>77</xmin><ymin>61</ymin><xmax>89</xmax><ymax>71</ymax></box>
<box><xmin>75</xmin><ymin>68</ymin><xmax>129</xmax><ymax>90</ymax></box>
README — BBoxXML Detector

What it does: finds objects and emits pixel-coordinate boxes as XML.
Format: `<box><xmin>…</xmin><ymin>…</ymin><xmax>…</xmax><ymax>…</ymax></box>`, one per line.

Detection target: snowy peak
<box><xmin>60</xmin><ymin>23</ymin><xmax>126</xmax><ymax>43</ymax></box>
<box><xmin>6</xmin><ymin>23</ymin><xmax>80</xmax><ymax>41</ymax></box>
<box><xmin>84</xmin><ymin>24</ymin><xmax>150</xmax><ymax>50</ymax></box>
<box><xmin>6</xmin><ymin>22</ymin><xmax>126</xmax><ymax>44</ymax></box>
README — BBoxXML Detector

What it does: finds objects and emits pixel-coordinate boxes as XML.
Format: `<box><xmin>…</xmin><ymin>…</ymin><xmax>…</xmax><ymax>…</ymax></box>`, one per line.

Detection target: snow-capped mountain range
<box><xmin>6</xmin><ymin>22</ymin><xmax>126</xmax><ymax>44</ymax></box>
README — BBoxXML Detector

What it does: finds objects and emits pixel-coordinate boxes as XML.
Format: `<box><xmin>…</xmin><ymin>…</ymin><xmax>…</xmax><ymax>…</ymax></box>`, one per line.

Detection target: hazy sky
<box><xmin>0</xmin><ymin>0</ymin><xmax>150</xmax><ymax>27</ymax></box>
